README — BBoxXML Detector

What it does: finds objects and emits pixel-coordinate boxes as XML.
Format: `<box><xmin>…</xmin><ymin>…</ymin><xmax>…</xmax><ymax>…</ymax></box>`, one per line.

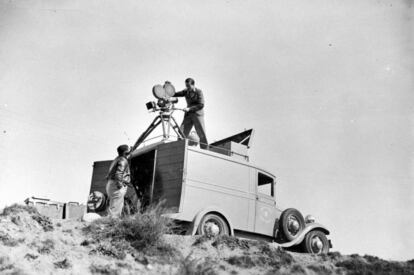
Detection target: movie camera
<box><xmin>132</xmin><ymin>82</ymin><xmax>185</xmax><ymax>151</ymax></box>
<box><xmin>146</xmin><ymin>82</ymin><xmax>180</xmax><ymax>112</ymax></box>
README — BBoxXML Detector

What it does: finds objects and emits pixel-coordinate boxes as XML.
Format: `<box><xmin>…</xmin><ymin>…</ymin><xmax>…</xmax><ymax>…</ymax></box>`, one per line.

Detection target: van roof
<box><xmin>130</xmin><ymin>140</ymin><xmax>276</xmax><ymax>179</ymax></box>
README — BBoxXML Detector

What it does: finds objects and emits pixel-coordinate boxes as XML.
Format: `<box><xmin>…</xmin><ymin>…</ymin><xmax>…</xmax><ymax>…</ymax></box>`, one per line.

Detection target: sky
<box><xmin>0</xmin><ymin>0</ymin><xmax>413</xmax><ymax>261</ymax></box>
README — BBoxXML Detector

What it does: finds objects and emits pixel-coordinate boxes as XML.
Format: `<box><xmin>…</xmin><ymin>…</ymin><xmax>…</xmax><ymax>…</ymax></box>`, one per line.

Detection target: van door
<box><xmin>254</xmin><ymin>172</ymin><xmax>279</xmax><ymax>236</ymax></box>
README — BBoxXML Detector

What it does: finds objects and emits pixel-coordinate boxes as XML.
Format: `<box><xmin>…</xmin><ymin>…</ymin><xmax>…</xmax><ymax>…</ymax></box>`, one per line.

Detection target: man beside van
<box><xmin>174</xmin><ymin>78</ymin><xmax>208</xmax><ymax>149</ymax></box>
<box><xmin>106</xmin><ymin>144</ymin><xmax>131</xmax><ymax>217</ymax></box>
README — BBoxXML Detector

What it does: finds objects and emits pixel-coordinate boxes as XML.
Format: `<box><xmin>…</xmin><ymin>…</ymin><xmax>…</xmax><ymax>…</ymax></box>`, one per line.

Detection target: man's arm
<box><xmin>174</xmin><ymin>90</ymin><xmax>186</xmax><ymax>97</ymax></box>
<box><xmin>188</xmin><ymin>89</ymin><xmax>205</xmax><ymax>112</ymax></box>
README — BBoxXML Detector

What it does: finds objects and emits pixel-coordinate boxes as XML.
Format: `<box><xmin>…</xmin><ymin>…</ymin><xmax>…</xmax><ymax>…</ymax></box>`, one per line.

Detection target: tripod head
<box><xmin>131</xmin><ymin>82</ymin><xmax>185</xmax><ymax>152</ymax></box>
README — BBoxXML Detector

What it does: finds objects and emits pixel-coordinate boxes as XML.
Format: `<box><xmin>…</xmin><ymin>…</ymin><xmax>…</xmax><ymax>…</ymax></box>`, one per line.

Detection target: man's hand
<box><xmin>116</xmin><ymin>181</ymin><xmax>124</xmax><ymax>189</ymax></box>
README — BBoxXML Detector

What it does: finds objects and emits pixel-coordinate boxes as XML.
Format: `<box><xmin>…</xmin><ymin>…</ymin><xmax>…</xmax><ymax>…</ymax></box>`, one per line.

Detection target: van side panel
<box><xmin>181</xmin><ymin>149</ymin><xmax>254</xmax><ymax>231</ymax></box>
<box><xmin>153</xmin><ymin>140</ymin><xmax>186</xmax><ymax>209</ymax></box>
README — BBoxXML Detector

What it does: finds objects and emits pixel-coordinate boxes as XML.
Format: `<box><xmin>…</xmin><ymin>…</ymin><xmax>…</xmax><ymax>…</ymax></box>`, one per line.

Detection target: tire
<box><xmin>197</xmin><ymin>213</ymin><xmax>230</xmax><ymax>237</ymax></box>
<box><xmin>87</xmin><ymin>191</ymin><xmax>107</xmax><ymax>212</ymax></box>
<box><xmin>279</xmin><ymin>208</ymin><xmax>305</xmax><ymax>241</ymax></box>
<box><xmin>302</xmin><ymin>230</ymin><xmax>330</xmax><ymax>254</ymax></box>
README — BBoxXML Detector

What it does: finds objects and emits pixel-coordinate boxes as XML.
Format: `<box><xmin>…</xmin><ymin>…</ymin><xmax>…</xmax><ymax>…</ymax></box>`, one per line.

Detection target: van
<box><xmin>88</xmin><ymin>131</ymin><xmax>332</xmax><ymax>254</ymax></box>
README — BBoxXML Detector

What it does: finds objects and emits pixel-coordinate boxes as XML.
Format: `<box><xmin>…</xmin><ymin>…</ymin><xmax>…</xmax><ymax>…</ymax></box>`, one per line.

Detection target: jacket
<box><xmin>107</xmin><ymin>156</ymin><xmax>131</xmax><ymax>184</ymax></box>
<box><xmin>174</xmin><ymin>88</ymin><xmax>205</xmax><ymax>116</ymax></box>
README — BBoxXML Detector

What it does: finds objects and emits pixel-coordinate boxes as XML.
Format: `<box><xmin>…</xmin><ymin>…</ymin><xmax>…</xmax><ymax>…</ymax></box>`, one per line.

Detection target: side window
<box><xmin>257</xmin><ymin>172</ymin><xmax>274</xmax><ymax>197</ymax></box>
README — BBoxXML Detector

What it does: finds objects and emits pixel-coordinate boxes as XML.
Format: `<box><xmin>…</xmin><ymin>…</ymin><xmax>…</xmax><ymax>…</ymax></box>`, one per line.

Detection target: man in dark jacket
<box><xmin>174</xmin><ymin>78</ymin><xmax>208</xmax><ymax>149</ymax></box>
<box><xmin>106</xmin><ymin>144</ymin><xmax>131</xmax><ymax>217</ymax></box>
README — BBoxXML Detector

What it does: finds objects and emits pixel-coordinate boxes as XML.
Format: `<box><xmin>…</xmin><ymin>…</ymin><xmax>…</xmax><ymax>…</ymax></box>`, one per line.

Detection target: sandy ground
<box><xmin>0</xmin><ymin>206</ymin><xmax>413</xmax><ymax>275</ymax></box>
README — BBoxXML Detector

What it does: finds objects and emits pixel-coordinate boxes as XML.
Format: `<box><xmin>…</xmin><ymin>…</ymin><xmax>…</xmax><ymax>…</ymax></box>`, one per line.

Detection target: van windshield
<box><xmin>258</xmin><ymin>173</ymin><xmax>274</xmax><ymax>197</ymax></box>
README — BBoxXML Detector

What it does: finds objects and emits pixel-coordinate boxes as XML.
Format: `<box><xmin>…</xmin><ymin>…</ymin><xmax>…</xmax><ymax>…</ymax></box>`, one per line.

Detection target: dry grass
<box><xmin>0</xmin><ymin>231</ymin><xmax>24</xmax><ymax>247</ymax></box>
<box><xmin>226</xmin><ymin>243</ymin><xmax>293</xmax><ymax>271</ymax></box>
<box><xmin>211</xmin><ymin>235</ymin><xmax>251</xmax><ymax>250</ymax></box>
<box><xmin>1</xmin><ymin>203</ymin><xmax>54</xmax><ymax>232</ymax></box>
<box><xmin>31</xmin><ymin>213</ymin><xmax>54</xmax><ymax>231</ymax></box>
<box><xmin>0</xmin><ymin>256</ymin><xmax>20</xmax><ymax>274</ymax></box>
<box><xmin>54</xmin><ymin>258</ymin><xmax>72</xmax><ymax>269</ymax></box>
<box><xmin>83</xmin><ymin>203</ymin><xmax>178</xmax><ymax>260</ymax></box>
<box><xmin>335</xmin><ymin>254</ymin><xmax>414</xmax><ymax>275</ymax></box>
<box><xmin>89</xmin><ymin>263</ymin><xmax>120</xmax><ymax>275</ymax></box>
<box><xmin>178</xmin><ymin>253</ymin><xmax>218</xmax><ymax>275</ymax></box>
<box><xmin>30</xmin><ymin>239</ymin><xmax>55</xmax><ymax>254</ymax></box>
<box><xmin>1</xmin><ymin>204</ymin><xmax>38</xmax><ymax>216</ymax></box>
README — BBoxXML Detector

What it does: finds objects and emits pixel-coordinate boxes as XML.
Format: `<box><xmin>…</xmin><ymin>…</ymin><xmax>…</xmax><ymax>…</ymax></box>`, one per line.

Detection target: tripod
<box><xmin>132</xmin><ymin>109</ymin><xmax>185</xmax><ymax>151</ymax></box>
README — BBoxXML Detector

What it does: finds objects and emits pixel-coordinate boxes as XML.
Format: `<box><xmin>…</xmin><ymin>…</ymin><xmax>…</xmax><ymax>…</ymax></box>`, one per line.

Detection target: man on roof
<box><xmin>174</xmin><ymin>78</ymin><xmax>208</xmax><ymax>149</ymax></box>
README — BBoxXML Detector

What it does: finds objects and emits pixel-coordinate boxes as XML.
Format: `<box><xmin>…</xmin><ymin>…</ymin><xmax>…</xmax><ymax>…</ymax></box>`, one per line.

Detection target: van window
<box><xmin>257</xmin><ymin>173</ymin><xmax>274</xmax><ymax>197</ymax></box>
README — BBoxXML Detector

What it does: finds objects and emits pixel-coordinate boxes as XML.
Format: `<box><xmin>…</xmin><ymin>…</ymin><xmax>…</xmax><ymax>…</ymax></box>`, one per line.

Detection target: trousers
<box><xmin>181</xmin><ymin>113</ymin><xmax>208</xmax><ymax>149</ymax></box>
<box><xmin>106</xmin><ymin>179</ymin><xmax>127</xmax><ymax>218</ymax></box>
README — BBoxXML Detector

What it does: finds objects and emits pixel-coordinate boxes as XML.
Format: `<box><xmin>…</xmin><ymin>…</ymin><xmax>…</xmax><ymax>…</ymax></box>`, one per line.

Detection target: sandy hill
<box><xmin>0</xmin><ymin>204</ymin><xmax>412</xmax><ymax>275</ymax></box>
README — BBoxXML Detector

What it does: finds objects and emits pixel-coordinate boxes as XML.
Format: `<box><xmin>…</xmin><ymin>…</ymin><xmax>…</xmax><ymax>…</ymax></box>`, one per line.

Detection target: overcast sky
<box><xmin>0</xmin><ymin>0</ymin><xmax>413</xmax><ymax>261</ymax></box>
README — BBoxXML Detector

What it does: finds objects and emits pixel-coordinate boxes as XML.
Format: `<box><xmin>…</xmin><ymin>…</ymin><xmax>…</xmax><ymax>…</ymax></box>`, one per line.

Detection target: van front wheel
<box><xmin>302</xmin><ymin>230</ymin><xmax>329</xmax><ymax>254</ymax></box>
<box><xmin>197</xmin><ymin>213</ymin><xmax>229</xmax><ymax>237</ymax></box>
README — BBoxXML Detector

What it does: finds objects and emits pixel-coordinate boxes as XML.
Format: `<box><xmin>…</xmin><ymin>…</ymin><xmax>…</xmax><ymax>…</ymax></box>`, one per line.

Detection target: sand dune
<box><xmin>0</xmin><ymin>205</ymin><xmax>413</xmax><ymax>275</ymax></box>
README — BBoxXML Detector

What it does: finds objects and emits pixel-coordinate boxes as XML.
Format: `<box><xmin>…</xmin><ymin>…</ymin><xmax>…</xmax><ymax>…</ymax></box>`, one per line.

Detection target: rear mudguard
<box><xmin>188</xmin><ymin>206</ymin><xmax>235</xmax><ymax>236</ymax></box>
<box><xmin>277</xmin><ymin>223</ymin><xmax>330</xmax><ymax>248</ymax></box>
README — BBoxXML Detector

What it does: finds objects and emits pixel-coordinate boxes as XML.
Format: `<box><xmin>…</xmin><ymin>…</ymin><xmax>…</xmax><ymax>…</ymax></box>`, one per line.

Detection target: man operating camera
<box><xmin>174</xmin><ymin>78</ymin><xmax>208</xmax><ymax>149</ymax></box>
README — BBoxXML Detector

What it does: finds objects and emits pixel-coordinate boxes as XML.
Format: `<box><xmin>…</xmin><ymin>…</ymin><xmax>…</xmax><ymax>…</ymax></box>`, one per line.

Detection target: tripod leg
<box><xmin>170</xmin><ymin>116</ymin><xmax>185</xmax><ymax>139</ymax></box>
<box><xmin>132</xmin><ymin>116</ymin><xmax>161</xmax><ymax>151</ymax></box>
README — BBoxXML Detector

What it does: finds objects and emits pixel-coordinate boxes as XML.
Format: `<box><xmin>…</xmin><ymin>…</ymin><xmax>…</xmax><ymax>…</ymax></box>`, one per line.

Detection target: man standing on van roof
<box><xmin>174</xmin><ymin>78</ymin><xmax>208</xmax><ymax>149</ymax></box>
<box><xmin>106</xmin><ymin>144</ymin><xmax>131</xmax><ymax>218</ymax></box>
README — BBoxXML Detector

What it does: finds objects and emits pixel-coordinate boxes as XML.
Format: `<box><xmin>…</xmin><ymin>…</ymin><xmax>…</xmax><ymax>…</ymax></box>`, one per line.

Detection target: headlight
<box><xmin>305</xmin><ymin>214</ymin><xmax>316</xmax><ymax>223</ymax></box>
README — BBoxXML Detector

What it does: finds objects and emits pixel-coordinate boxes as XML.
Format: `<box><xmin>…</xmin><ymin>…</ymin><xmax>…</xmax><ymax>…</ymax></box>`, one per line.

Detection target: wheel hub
<box><xmin>311</xmin><ymin>236</ymin><xmax>323</xmax><ymax>253</ymax></box>
<box><xmin>204</xmin><ymin>222</ymin><xmax>220</xmax><ymax>236</ymax></box>
<box><xmin>287</xmin><ymin>216</ymin><xmax>300</xmax><ymax>235</ymax></box>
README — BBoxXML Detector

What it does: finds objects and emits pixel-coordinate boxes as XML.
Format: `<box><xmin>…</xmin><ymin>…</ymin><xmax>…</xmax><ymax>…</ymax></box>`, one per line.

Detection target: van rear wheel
<box><xmin>197</xmin><ymin>213</ymin><xmax>229</xmax><ymax>237</ymax></box>
<box><xmin>279</xmin><ymin>208</ymin><xmax>305</xmax><ymax>241</ymax></box>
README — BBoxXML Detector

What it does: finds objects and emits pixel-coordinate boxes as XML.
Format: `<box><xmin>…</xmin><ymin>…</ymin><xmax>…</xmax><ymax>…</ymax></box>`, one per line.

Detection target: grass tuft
<box><xmin>1</xmin><ymin>204</ymin><xmax>38</xmax><ymax>216</ymax></box>
<box><xmin>0</xmin><ymin>231</ymin><xmax>24</xmax><ymax>247</ymax></box>
<box><xmin>226</xmin><ymin>244</ymin><xmax>293</xmax><ymax>271</ymax></box>
<box><xmin>33</xmin><ymin>239</ymin><xmax>55</xmax><ymax>254</ymax></box>
<box><xmin>31</xmin><ymin>213</ymin><xmax>54</xmax><ymax>231</ymax></box>
<box><xmin>336</xmin><ymin>255</ymin><xmax>414</xmax><ymax>275</ymax></box>
<box><xmin>179</xmin><ymin>253</ymin><xmax>218</xmax><ymax>275</ymax></box>
<box><xmin>54</xmin><ymin>258</ymin><xmax>72</xmax><ymax>269</ymax></box>
<box><xmin>90</xmin><ymin>263</ymin><xmax>120</xmax><ymax>275</ymax></box>
<box><xmin>211</xmin><ymin>235</ymin><xmax>250</xmax><ymax>250</ymax></box>
<box><xmin>84</xmin><ymin>203</ymin><xmax>178</xmax><ymax>260</ymax></box>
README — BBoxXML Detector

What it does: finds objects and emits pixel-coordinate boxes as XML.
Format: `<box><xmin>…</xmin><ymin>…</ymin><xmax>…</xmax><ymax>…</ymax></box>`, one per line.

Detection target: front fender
<box><xmin>278</xmin><ymin>223</ymin><xmax>330</xmax><ymax>248</ymax></box>
<box><xmin>188</xmin><ymin>206</ymin><xmax>235</xmax><ymax>236</ymax></box>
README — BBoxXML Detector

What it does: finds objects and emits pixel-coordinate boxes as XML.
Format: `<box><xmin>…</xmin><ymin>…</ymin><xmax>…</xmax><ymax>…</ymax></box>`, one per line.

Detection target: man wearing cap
<box><xmin>106</xmin><ymin>144</ymin><xmax>131</xmax><ymax>217</ymax></box>
<box><xmin>174</xmin><ymin>78</ymin><xmax>208</xmax><ymax>149</ymax></box>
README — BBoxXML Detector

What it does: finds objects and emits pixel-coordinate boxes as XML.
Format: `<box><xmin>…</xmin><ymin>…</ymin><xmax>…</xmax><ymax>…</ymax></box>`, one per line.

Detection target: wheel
<box><xmin>302</xmin><ymin>230</ymin><xmax>330</xmax><ymax>254</ymax></box>
<box><xmin>197</xmin><ymin>213</ymin><xmax>230</xmax><ymax>237</ymax></box>
<box><xmin>279</xmin><ymin>208</ymin><xmax>305</xmax><ymax>241</ymax></box>
<box><xmin>87</xmin><ymin>191</ymin><xmax>107</xmax><ymax>212</ymax></box>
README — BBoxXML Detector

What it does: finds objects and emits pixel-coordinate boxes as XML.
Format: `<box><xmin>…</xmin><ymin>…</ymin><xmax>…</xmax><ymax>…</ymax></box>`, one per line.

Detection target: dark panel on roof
<box><xmin>210</xmin><ymin>129</ymin><xmax>254</xmax><ymax>148</ymax></box>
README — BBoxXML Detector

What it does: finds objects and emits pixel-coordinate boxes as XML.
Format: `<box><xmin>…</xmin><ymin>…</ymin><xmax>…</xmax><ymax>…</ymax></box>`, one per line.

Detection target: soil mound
<box><xmin>0</xmin><ymin>204</ymin><xmax>413</xmax><ymax>275</ymax></box>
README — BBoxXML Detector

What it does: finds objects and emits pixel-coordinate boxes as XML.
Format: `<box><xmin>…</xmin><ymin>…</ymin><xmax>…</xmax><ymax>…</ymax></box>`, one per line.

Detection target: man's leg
<box><xmin>180</xmin><ymin>114</ymin><xmax>193</xmax><ymax>138</ymax></box>
<box><xmin>193</xmin><ymin>114</ymin><xmax>208</xmax><ymax>149</ymax></box>
<box><xmin>106</xmin><ymin>180</ymin><xmax>127</xmax><ymax>218</ymax></box>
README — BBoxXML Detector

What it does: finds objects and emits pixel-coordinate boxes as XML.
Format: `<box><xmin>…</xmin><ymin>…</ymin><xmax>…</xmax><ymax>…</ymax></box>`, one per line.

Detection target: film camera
<box><xmin>146</xmin><ymin>82</ymin><xmax>179</xmax><ymax>112</ymax></box>
<box><xmin>132</xmin><ymin>82</ymin><xmax>185</xmax><ymax>151</ymax></box>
